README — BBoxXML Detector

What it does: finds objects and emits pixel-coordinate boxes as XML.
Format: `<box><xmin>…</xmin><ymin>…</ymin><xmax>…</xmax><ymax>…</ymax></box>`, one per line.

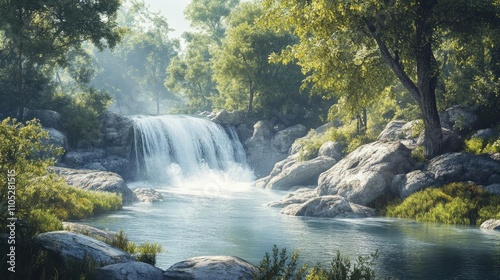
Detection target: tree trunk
<box><xmin>247</xmin><ymin>80</ymin><xmax>254</xmax><ymax>117</ymax></box>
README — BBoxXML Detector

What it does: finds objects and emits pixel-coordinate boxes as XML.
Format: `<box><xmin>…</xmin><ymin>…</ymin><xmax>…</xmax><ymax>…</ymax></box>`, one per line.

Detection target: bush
<box><xmin>386</xmin><ymin>182</ymin><xmax>500</xmax><ymax>225</ymax></box>
<box><xmin>0</xmin><ymin>118</ymin><xmax>121</xmax><ymax>238</ymax></box>
<box><xmin>253</xmin><ymin>245</ymin><xmax>386</xmax><ymax>280</ymax></box>
<box><xmin>110</xmin><ymin>230</ymin><xmax>163</xmax><ymax>266</ymax></box>
<box><xmin>464</xmin><ymin>136</ymin><xmax>500</xmax><ymax>155</ymax></box>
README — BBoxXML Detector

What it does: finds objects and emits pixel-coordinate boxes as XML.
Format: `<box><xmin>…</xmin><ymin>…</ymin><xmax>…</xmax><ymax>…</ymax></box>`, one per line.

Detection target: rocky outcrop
<box><xmin>133</xmin><ymin>188</ymin><xmax>164</xmax><ymax>203</ymax></box>
<box><xmin>392</xmin><ymin>153</ymin><xmax>500</xmax><ymax>198</ymax></box>
<box><xmin>28</xmin><ymin>109</ymin><xmax>63</xmax><ymax>130</ymax></box>
<box><xmin>99</xmin><ymin>112</ymin><xmax>134</xmax><ymax>159</ymax></box>
<box><xmin>281</xmin><ymin>195</ymin><xmax>376</xmax><ymax>218</ymax></box>
<box><xmin>268</xmin><ymin>188</ymin><xmax>318</xmax><ymax>208</ymax></box>
<box><xmin>43</xmin><ymin>128</ymin><xmax>69</xmax><ymax>152</ymax></box>
<box><xmin>62</xmin><ymin>222</ymin><xmax>116</xmax><ymax>243</ymax></box>
<box><xmin>318</xmin><ymin>141</ymin><xmax>343</xmax><ymax>161</ymax></box>
<box><xmin>440</xmin><ymin>105</ymin><xmax>479</xmax><ymax>135</ymax></box>
<box><xmin>88</xmin><ymin>261</ymin><xmax>164</xmax><ymax>280</ymax></box>
<box><xmin>480</xmin><ymin>219</ymin><xmax>500</xmax><ymax>230</ymax></box>
<box><xmin>51</xmin><ymin>167</ymin><xmax>137</xmax><ymax>204</ymax></box>
<box><xmin>377</xmin><ymin>120</ymin><xmax>408</xmax><ymax>142</ymax></box>
<box><xmin>261</xmin><ymin>156</ymin><xmax>336</xmax><ymax>190</ymax></box>
<box><xmin>164</xmin><ymin>256</ymin><xmax>258</xmax><ymax>280</ymax></box>
<box><xmin>317</xmin><ymin>141</ymin><xmax>415</xmax><ymax>206</ymax></box>
<box><xmin>62</xmin><ymin>148</ymin><xmax>133</xmax><ymax>180</ymax></box>
<box><xmin>34</xmin><ymin>231</ymin><xmax>134</xmax><ymax>266</ymax></box>
<box><xmin>245</xmin><ymin>121</ymin><xmax>307</xmax><ymax>178</ymax></box>
<box><xmin>210</xmin><ymin>110</ymin><xmax>246</xmax><ymax>125</ymax></box>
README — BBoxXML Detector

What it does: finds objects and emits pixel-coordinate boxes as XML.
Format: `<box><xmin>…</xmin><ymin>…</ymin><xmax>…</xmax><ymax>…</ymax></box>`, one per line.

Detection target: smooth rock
<box><xmin>51</xmin><ymin>167</ymin><xmax>137</xmax><ymax>204</ymax></box>
<box><xmin>377</xmin><ymin>120</ymin><xmax>408</xmax><ymax>142</ymax></box>
<box><xmin>472</xmin><ymin>128</ymin><xmax>499</xmax><ymax>140</ymax></box>
<box><xmin>280</xmin><ymin>195</ymin><xmax>376</xmax><ymax>218</ymax></box>
<box><xmin>34</xmin><ymin>231</ymin><xmax>134</xmax><ymax>265</ymax></box>
<box><xmin>164</xmin><ymin>256</ymin><xmax>258</xmax><ymax>280</ymax></box>
<box><xmin>64</xmin><ymin>149</ymin><xmax>107</xmax><ymax>167</ymax></box>
<box><xmin>318</xmin><ymin>141</ymin><xmax>343</xmax><ymax>161</ymax></box>
<box><xmin>440</xmin><ymin>105</ymin><xmax>478</xmax><ymax>134</ymax></box>
<box><xmin>268</xmin><ymin>188</ymin><xmax>318</xmax><ymax>208</ymax></box>
<box><xmin>265</xmin><ymin>156</ymin><xmax>336</xmax><ymax>190</ymax></box>
<box><xmin>28</xmin><ymin>109</ymin><xmax>63</xmax><ymax>130</ymax></box>
<box><xmin>133</xmin><ymin>188</ymin><xmax>164</xmax><ymax>203</ymax></box>
<box><xmin>210</xmin><ymin>109</ymin><xmax>246</xmax><ymax>125</ymax></box>
<box><xmin>480</xmin><ymin>219</ymin><xmax>500</xmax><ymax>230</ymax></box>
<box><xmin>271</xmin><ymin>124</ymin><xmax>307</xmax><ymax>153</ymax></box>
<box><xmin>62</xmin><ymin>222</ymin><xmax>116</xmax><ymax>243</ymax></box>
<box><xmin>483</xmin><ymin>184</ymin><xmax>500</xmax><ymax>195</ymax></box>
<box><xmin>245</xmin><ymin>121</ymin><xmax>285</xmax><ymax>178</ymax></box>
<box><xmin>318</xmin><ymin>141</ymin><xmax>415</xmax><ymax>206</ymax></box>
<box><xmin>392</xmin><ymin>171</ymin><xmax>438</xmax><ymax>199</ymax></box>
<box><xmin>88</xmin><ymin>261</ymin><xmax>164</xmax><ymax>280</ymax></box>
<box><xmin>42</xmin><ymin>128</ymin><xmax>69</xmax><ymax>152</ymax></box>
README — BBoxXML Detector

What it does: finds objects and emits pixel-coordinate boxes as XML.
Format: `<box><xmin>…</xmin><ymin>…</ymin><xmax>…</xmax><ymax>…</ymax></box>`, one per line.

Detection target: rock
<box><xmin>42</xmin><ymin>128</ymin><xmax>68</xmax><ymax>151</ymax></box>
<box><xmin>271</xmin><ymin>124</ymin><xmax>307</xmax><ymax>153</ymax></box>
<box><xmin>34</xmin><ymin>231</ymin><xmax>134</xmax><ymax>266</ymax></box>
<box><xmin>62</xmin><ymin>222</ymin><xmax>116</xmax><ymax>243</ymax></box>
<box><xmin>64</xmin><ymin>149</ymin><xmax>107</xmax><ymax>167</ymax></box>
<box><xmin>472</xmin><ymin>128</ymin><xmax>499</xmax><ymax>140</ymax></box>
<box><xmin>318</xmin><ymin>141</ymin><xmax>343</xmax><ymax>161</ymax></box>
<box><xmin>440</xmin><ymin>105</ymin><xmax>478</xmax><ymax>135</ymax></box>
<box><xmin>164</xmin><ymin>256</ymin><xmax>258</xmax><ymax>280</ymax></box>
<box><xmin>417</xmin><ymin>127</ymin><xmax>462</xmax><ymax>153</ymax></box>
<box><xmin>51</xmin><ymin>167</ymin><xmax>138</xmax><ymax>204</ymax></box>
<box><xmin>210</xmin><ymin>110</ymin><xmax>246</xmax><ymax>125</ymax></box>
<box><xmin>392</xmin><ymin>171</ymin><xmax>438</xmax><ymax>199</ymax></box>
<box><xmin>133</xmin><ymin>188</ymin><xmax>164</xmax><ymax>203</ymax></box>
<box><xmin>317</xmin><ymin>141</ymin><xmax>415</xmax><ymax>206</ymax></box>
<box><xmin>268</xmin><ymin>188</ymin><xmax>318</xmax><ymax>208</ymax></box>
<box><xmin>480</xmin><ymin>219</ymin><xmax>500</xmax><ymax>230</ymax></box>
<box><xmin>280</xmin><ymin>195</ymin><xmax>376</xmax><ymax>218</ymax></box>
<box><xmin>99</xmin><ymin>111</ymin><xmax>134</xmax><ymax>159</ymax></box>
<box><xmin>265</xmin><ymin>156</ymin><xmax>336</xmax><ymax>190</ymax></box>
<box><xmin>377</xmin><ymin>120</ymin><xmax>408</xmax><ymax>142</ymax></box>
<box><xmin>88</xmin><ymin>261</ymin><xmax>164</xmax><ymax>280</ymax></box>
<box><xmin>236</xmin><ymin>123</ymin><xmax>253</xmax><ymax>143</ymax></box>
<box><xmin>28</xmin><ymin>109</ymin><xmax>63</xmax><ymax>130</ymax></box>
<box><xmin>392</xmin><ymin>153</ymin><xmax>500</xmax><ymax>198</ymax></box>
<box><xmin>245</xmin><ymin>121</ymin><xmax>284</xmax><ymax>178</ymax></box>
<box><xmin>484</xmin><ymin>184</ymin><xmax>500</xmax><ymax>195</ymax></box>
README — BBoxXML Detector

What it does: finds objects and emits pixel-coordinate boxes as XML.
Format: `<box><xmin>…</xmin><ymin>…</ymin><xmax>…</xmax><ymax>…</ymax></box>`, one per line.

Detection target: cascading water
<box><xmin>132</xmin><ymin>115</ymin><xmax>251</xmax><ymax>185</ymax></box>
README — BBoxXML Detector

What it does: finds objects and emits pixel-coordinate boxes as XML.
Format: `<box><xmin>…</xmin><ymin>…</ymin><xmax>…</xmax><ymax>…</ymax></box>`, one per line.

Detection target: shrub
<box><xmin>464</xmin><ymin>136</ymin><xmax>500</xmax><ymax>155</ymax></box>
<box><xmin>386</xmin><ymin>182</ymin><xmax>500</xmax><ymax>225</ymax></box>
<box><xmin>253</xmin><ymin>245</ymin><xmax>386</xmax><ymax>280</ymax></box>
<box><xmin>0</xmin><ymin>118</ymin><xmax>121</xmax><ymax>238</ymax></box>
<box><xmin>110</xmin><ymin>229</ymin><xmax>163</xmax><ymax>266</ymax></box>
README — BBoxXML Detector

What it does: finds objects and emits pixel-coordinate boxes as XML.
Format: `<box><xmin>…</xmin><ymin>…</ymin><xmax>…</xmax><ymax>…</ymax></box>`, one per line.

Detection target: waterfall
<box><xmin>132</xmin><ymin>115</ymin><xmax>250</xmax><ymax>184</ymax></box>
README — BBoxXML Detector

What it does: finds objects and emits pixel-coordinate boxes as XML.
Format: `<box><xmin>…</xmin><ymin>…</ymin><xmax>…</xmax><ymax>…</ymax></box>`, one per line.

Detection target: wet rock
<box><xmin>280</xmin><ymin>195</ymin><xmax>376</xmax><ymax>218</ymax></box>
<box><xmin>88</xmin><ymin>261</ymin><xmax>164</xmax><ymax>280</ymax></box>
<box><xmin>133</xmin><ymin>188</ymin><xmax>164</xmax><ymax>203</ymax></box>
<box><xmin>480</xmin><ymin>219</ymin><xmax>500</xmax><ymax>231</ymax></box>
<box><xmin>164</xmin><ymin>256</ymin><xmax>258</xmax><ymax>280</ymax></box>
<box><xmin>99</xmin><ymin>112</ymin><xmax>134</xmax><ymax>159</ymax></box>
<box><xmin>268</xmin><ymin>188</ymin><xmax>320</xmax><ymax>208</ymax></box>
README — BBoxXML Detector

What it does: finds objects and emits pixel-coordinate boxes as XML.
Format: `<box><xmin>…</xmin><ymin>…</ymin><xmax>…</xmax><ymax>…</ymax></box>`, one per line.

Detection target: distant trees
<box><xmin>0</xmin><ymin>0</ymin><xmax>122</xmax><ymax>120</ymax></box>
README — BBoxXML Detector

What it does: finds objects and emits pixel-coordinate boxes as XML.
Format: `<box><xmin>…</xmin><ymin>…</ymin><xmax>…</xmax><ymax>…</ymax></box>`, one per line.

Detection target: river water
<box><xmin>84</xmin><ymin>115</ymin><xmax>499</xmax><ymax>279</ymax></box>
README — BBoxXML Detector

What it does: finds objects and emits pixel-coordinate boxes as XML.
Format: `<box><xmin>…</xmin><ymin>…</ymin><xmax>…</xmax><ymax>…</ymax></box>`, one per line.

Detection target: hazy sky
<box><xmin>144</xmin><ymin>0</ymin><xmax>191</xmax><ymax>39</ymax></box>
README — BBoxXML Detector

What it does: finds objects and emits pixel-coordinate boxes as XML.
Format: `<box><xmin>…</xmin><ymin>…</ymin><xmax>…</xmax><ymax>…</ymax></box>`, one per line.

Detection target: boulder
<box><xmin>271</xmin><ymin>124</ymin><xmax>307</xmax><ymax>153</ymax></box>
<box><xmin>88</xmin><ymin>261</ymin><xmax>164</xmax><ymax>280</ymax></box>
<box><xmin>28</xmin><ymin>109</ymin><xmax>63</xmax><ymax>130</ymax></box>
<box><xmin>280</xmin><ymin>195</ymin><xmax>376</xmax><ymax>218</ymax></box>
<box><xmin>265</xmin><ymin>156</ymin><xmax>336</xmax><ymax>190</ymax></box>
<box><xmin>34</xmin><ymin>231</ymin><xmax>134</xmax><ymax>266</ymax></box>
<box><xmin>317</xmin><ymin>141</ymin><xmax>415</xmax><ymax>206</ymax></box>
<box><xmin>62</xmin><ymin>222</ymin><xmax>116</xmax><ymax>243</ymax></box>
<box><xmin>51</xmin><ymin>167</ymin><xmax>138</xmax><ymax>204</ymax></box>
<box><xmin>377</xmin><ymin>120</ymin><xmax>408</xmax><ymax>142</ymax></box>
<box><xmin>245</xmin><ymin>121</ymin><xmax>285</xmax><ymax>178</ymax></box>
<box><xmin>210</xmin><ymin>110</ymin><xmax>246</xmax><ymax>125</ymax></box>
<box><xmin>318</xmin><ymin>141</ymin><xmax>343</xmax><ymax>161</ymax></box>
<box><xmin>484</xmin><ymin>184</ymin><xmax>500</xmax><ymax>195</ymax></box>
<box><xmin>440</xmin><ymin>105</ymin><xmax>478</xmax><ymax>135</ymax></box>
<box><xmin>472</xmin><ymin>128</ymin><xmax>499</xmax><ymax>141</ymax></box>
<box><xmin>133</xmin><ymin>188</ymin><xmax>164</xmax><ymax>203</ymax></box>
<box><xmin>64</xmin><ymin>149</ymin><xmax>107</xmax><ymax>167</ymax></box>
<box><xmin>99</xmin><ymin>111</ymin><xmax>134</xmax><ymax>158</ymax></box>
<box><xmin>164</xmin><ymin>256</ymin><xmax>258</xmax><ymax>280</ymax></box>
<box><xmin>480</xmin><ymin>219</ymin><xmax>500</xmax><ymax>230</ymax></box>
<box><xmin>268</xmin><ymin>188</ymin><xmax>318</xmax><ymax>208</ymax></box>
<box><xmin>236</xmin><ymin>123</ymin><xmax>253</xmax><ymax>143</ymax></box>
<box><xmin>392</xmin><ymin>153</ymin><xmax>500</xmax><ymax>198</ymax></box>
<box><xmin>42</xmin><ymin>128</ymin><xmax>69</xmax><ymax>152</ymax></box>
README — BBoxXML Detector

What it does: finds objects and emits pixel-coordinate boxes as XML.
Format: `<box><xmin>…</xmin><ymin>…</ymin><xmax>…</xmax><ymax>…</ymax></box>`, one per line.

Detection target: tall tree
<box><xmin>262</xmin><ymin>0</ymin><xmax>500</xmax><ymax>158</ymax></box>
<box><xmin>185</xmin><ymin>0</ymin><xmax>239</xmax><ymax>41</ymax></box>
<box><xmin>0</xmin><ymin>0</ymin><xmax>122</xmax><ymax>120</ymax></box>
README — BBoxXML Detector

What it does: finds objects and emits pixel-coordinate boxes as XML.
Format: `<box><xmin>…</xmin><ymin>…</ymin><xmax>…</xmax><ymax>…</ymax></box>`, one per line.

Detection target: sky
<box><xmin>143</xmin><ymin>0</ymin><xmax>192</xmax><ymax>39</ymax></box>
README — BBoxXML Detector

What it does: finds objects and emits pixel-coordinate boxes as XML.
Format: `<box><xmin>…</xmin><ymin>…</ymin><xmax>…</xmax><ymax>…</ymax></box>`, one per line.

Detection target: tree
<box><xmin>0</xmin><ymin>0</ymin><xmax>123</xmax><ymax>120</ymax></box>
<box><xmin>212</xmin><ymin>2</ymin><xmax>307</xmax><ymax>118</ymax></box>
<box><xmin>185</xmin><ymin>0</ymin><xmax>239</xmax><ymax>41</ymax></box>
<box><xmin>262</xmin><ymin>0</ymin><xmax>500</xmax><ymax>158</ymax></box>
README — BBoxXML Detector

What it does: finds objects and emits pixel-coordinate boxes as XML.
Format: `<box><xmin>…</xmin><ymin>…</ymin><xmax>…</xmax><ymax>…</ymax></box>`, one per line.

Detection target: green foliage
<box><xmin>185</xmin><ymin>0</ymin><xmax>240</xmax><ymax>40</ymax></box>
<box><xmin>253</xmin><ymin>245</ymin><xmax>385</xmax><ymax>280</ymax></box>
<box><xmin>0</xmin><ymin>119</ymin><xmax>121</xmax><ymax>238</ymax></box>
<box><xmin>464</xmin><ymin>137</ymin><xmax>500</xmax><ymax>155</ymax></box>
<box><xmin>386</xmin><ymin>182</ymin><xmax>500</xmax><ymax>226</ymax></box>
<box><xmin>110</xmin><ymin>229</ymin><xmax>163</xmax><ymax>266</ymax></box>
<box><xmin>410</xmin><ymin>146</ymin><xmax>426</xmax><ymax>163</ymax></box>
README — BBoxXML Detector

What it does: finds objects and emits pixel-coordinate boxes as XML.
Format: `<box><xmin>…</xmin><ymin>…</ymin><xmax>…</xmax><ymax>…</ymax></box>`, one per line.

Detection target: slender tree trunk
<box><xmin>18</xmin><ymin>36</ymin><xmax>24</xmax><ymax>122</ymax></box>
<box><xmin>247</xmin><ymin>80</ymin><xmax>254</xmax><ymax>117</ymax></box>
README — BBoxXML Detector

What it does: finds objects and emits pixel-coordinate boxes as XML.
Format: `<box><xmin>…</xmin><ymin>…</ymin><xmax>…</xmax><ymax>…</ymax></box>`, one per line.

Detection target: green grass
<box><xmin>386</xmin><ymin>182</ymin><xmax>500</xmax><ymax>226</ymax></box>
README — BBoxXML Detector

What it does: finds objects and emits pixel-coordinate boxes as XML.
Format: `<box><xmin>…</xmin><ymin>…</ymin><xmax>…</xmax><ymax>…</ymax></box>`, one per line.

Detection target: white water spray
<box><xmin>132</xmin><ymin>115</ymin><xmax>253</xmax><ymax>186</ymax></box>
